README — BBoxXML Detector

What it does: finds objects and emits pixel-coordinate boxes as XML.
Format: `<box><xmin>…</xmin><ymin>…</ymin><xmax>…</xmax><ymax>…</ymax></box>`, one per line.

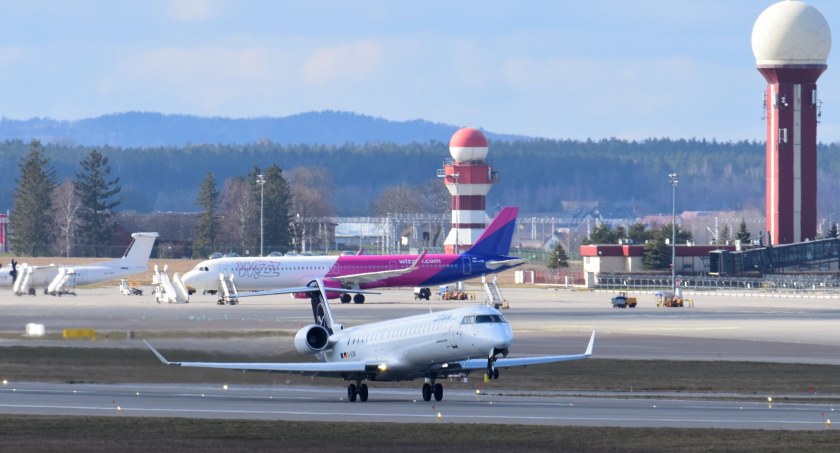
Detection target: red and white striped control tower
<box><xmin>752</xmin><ymin>0</ymin><xmax>831</xmax><ymax>245</ymax></box>
<box><xmin>439</xmin><ymin>127</ymin><xmax>499</xmax><ymax>254</ymax></box>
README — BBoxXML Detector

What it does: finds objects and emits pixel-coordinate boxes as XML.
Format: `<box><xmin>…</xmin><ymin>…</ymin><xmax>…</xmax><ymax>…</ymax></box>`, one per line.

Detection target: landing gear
<box><xmin>353</xmin><ymin>294</ymin><xmax>365</xmax><ymax>304</ymax></box>
<box><xmin>421</xmin><ymin>380</ymin><xmax>444</xmax><ymax>401</ymax></box>
<box><xmin>347</xmin><ymin>381</ymin><xmax>369</xmax><ymax>402</ymax></box>
<box><xmin>486</xmin><ymin>349</ymin><xmax>503</xmax><ymax>380</ymax></box>
<box><xmin>340</xmin><ymin>294</ymin><xmax>351</xmax><ymax>304</ymax></box>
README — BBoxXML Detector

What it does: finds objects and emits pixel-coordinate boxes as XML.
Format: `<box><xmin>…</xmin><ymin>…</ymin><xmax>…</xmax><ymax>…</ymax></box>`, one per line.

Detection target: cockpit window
<box><xmin>461</xmin><ymin>314</ymin><xmax>508</xmax><ymax>324</ymax></box>
<box><xmin>193</xmin><ymin>266</ymin><xmax>210</xmax><ymax>272</ymax></box>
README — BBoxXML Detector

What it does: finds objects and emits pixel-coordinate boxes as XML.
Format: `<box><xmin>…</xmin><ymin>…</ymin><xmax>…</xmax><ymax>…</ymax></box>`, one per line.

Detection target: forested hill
<box><xmin>0</xmin><ymin>111</ymin><xmax>526</xmax><ymax>148</ymax></box>
<box><xmin>3</xmin><ymin>138</ymin><xmax>840</xmax><ymax>217</ymax></box>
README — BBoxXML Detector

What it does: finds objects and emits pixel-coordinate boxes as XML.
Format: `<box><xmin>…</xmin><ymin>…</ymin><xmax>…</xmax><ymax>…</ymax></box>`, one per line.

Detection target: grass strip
<box><xmin>0</xmin><ymin>415</ymin><xmax>838</xmax><ymax>452</ymax></box>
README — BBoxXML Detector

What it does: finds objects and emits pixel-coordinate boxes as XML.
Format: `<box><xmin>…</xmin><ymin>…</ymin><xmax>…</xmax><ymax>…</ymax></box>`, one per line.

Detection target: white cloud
<box><xmin>302</xmin><ymin>40</ymin><xmax>382</xmax><ymax>85</ymax></box>
<box><xmin>166</xmin><ymin>0</ymin><xmax>221</xmax><ymax>23</ymax></box>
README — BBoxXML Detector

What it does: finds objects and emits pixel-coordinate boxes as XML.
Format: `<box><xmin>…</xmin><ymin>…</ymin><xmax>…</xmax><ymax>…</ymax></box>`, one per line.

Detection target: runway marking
<box><xmin>0</xmin><ymin>403</ymin><xmax>828</xmax><ymax>427</ymax></box>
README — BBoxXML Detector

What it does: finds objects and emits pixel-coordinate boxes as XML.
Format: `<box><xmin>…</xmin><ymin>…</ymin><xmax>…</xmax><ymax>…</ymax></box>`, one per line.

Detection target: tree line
<box><xmin>4</xmin><ymin>137</ymin><xmax>840</xmax><ymax>217</ymax></box>
<box><xmin>7</xmin><ymin>140</ymin><xmax>452</xmax><ymax>258</ymax></box>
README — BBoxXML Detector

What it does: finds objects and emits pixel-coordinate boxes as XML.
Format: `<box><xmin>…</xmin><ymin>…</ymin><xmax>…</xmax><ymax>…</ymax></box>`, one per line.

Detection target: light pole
<box><xmin>256</xmin><ymin>174</ymin><xmax>265</xmax><ymax>256</ymax></box>
<box><xmin>669</xmin><ymin>172</ymin><xmax>679</xmax><ymax>296</ymax></box>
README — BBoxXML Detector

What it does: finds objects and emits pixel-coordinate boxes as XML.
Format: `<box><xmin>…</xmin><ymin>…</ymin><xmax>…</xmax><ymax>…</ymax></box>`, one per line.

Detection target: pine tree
<box><xmin>719</xmin><ymin>225</ymin><xmax>732</xmax><ymax>244</ymax></box>
<box><xmin>642</xmin><ymin>239</ymin><xmax>670</xmax><ymax>270</ymax></box>
<box><xmin>547</xmin><ymin>242</ymin><xmax>569</xmax><ymax>268</ymax></box>
<box><xmin>192</xmin><ymin>172</ymin><xmax>219</xmax><ymax>258</ymax></box>
<box><xmin>10</xmin><ymin>140</ymin><xmax>57</xmax><ymax>256</ymax></box>
<box><xmin>74</xmin><ymin>149</ymin><xmax>121</xmax><ymax>256</ymax></box>
<box><xmin>735</xmin><ymin>218</ymin><xmax>752</xmax><ymax>243</ymax></box>
<box><xmin>250</xmin><ymin>165</ymin><xmax>292</xmax><ymax>253</ymax></box>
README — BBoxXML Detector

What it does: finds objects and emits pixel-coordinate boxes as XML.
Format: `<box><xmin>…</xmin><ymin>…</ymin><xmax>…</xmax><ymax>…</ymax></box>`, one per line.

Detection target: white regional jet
<box><xmin>0</xmin><ymin>232</ymin><xmax>158</xmax><ymax>295</ymax></box>
<box><xmin>144</xmin><ymin>279</ymin><xmax>595</xmax><ymax>402</ymax></box>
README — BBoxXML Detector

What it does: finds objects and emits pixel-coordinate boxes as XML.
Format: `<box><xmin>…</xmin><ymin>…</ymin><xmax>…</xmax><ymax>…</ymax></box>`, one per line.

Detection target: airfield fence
<box><xmin>596</xmin><ymin>272</ymin><xmax>840</xmax><ymax>294</ymax></box>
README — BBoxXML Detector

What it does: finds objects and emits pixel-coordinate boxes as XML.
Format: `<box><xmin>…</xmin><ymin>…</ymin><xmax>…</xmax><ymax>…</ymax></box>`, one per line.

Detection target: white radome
<box><xmin>752</xmin><ymin>0</ymin><xmax>831</xmax><ymax>66</ymax></box>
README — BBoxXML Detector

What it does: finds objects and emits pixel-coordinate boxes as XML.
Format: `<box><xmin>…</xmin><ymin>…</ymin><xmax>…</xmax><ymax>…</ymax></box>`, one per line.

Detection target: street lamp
<box><xmin>669</xmin><ymin>172</ymin><xmax>679</xmax><ymax>297</ymax></box>
<box><xmin>256</xmin><ymin>174</ymin><xmax>265</xmax><ymax>256</ymax></box>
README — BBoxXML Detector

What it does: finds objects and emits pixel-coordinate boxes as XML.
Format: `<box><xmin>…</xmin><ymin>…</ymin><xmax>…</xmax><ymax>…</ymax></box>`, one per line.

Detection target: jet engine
<box><xmin>294</xmin><ymin>324</ymin><xmax>330</xmax><ymax>354</ymax></box>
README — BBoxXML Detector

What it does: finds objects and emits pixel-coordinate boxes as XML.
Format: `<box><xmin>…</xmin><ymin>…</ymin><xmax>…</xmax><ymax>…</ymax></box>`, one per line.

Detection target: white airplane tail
<box><xmin>118</xmin><ymin>232</ymin><xmax>159</xmax><ymax>268</ymax></box>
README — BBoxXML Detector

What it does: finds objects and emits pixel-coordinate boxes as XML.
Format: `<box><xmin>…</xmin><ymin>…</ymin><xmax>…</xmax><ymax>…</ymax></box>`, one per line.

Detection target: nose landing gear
<box><xmin>487</xmin><ymin>347</ymin><xmax>507</xmax><ymax>380</ymax></box>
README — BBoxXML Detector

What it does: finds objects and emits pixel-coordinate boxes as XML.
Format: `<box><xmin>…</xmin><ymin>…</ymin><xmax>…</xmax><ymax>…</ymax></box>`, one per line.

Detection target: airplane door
<box><xmin>449</xmin><ymin>325</ymin><xmax>461</xmax><ymax>350</ymax></box>
<box><xmin>461</xmin><ymin>257</ymin><xmax>471</xmax><ymax>275</ymax></box>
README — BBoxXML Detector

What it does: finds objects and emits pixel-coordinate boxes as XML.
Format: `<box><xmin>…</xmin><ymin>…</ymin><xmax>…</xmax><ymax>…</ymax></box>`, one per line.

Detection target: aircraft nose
<box><xmin>181</xmin><ymin>270</ymin><xmax>199</xmax><ymax>286</ymax></box>
<box><xmin>493</xmin><ymin>325</ymin><xmax>513</xmax><ymax>350</ymax></box>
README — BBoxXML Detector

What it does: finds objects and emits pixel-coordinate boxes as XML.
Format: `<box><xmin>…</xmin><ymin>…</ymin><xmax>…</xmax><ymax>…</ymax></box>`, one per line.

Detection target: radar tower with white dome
<box><xmin>752</xmin><ymin>0</ymin><xmax>831</xmax><ymax>245</ymax></box>
<box><xmin>438</xmin><ymin>128</ymin><xmax>499</xmax><ymax>254</ymax></box>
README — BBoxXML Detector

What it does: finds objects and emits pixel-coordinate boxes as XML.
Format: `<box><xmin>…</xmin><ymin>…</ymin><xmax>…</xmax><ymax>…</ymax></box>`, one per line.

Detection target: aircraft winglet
<box><xmin>584</xmin><ymin>331</ymin><xmax>595</xmax><ymax>357</ymax></box>
<box><xmin>409</xmin><ymin>250</ymin><xmax>427</xmax><ymax>270</ymax></box>
<box><xmin>144</xmin><ymin>340</ymin><xmax>177</xmax><ymax>366</ymax></box>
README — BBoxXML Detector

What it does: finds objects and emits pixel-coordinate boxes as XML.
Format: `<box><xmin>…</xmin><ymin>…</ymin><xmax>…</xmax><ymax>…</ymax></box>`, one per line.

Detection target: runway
<box><xmin>1</xmin><ymin>381</ymin><xmax>835</xmax><ymax>430</ymax></box>
<box><xmin>2</xmin><ymin>285</ymin><xmax>840</xmax><ymax>429</ymax></box>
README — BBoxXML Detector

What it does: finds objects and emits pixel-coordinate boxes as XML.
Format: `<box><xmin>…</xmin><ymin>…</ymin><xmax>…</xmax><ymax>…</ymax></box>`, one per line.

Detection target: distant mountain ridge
<box><xmin>0</xmin><ymin>111</ymin><xmax>529</xmax><ymax>147</ymax></box>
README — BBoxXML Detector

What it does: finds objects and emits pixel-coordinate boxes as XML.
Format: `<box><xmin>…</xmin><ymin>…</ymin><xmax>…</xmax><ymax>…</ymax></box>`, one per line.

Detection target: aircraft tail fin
<box><xmin>466</xmin><ymin>207</ymin><xmax>519</xmax><ymax>256</ymax></box>
<box><xmin>307</xmin><ymin>279</ymin><xmax>339</xmax><ymax>335</ymax></box>
<box><xmin>119</xmin><ymin>232</ymin><xmax>159</xmax><ymax>267</ymax></box>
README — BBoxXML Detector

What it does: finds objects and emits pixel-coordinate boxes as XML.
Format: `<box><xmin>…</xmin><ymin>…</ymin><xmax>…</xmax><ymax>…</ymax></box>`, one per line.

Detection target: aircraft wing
<box><xmin>457</xmin><ymin>331</ymin><xmax>595</xmax><ymax>370</ymax></box>
<box><xmin>144</xmin><ymin>340</ymin><xmax>366</xmax><ymax>377</ymax></box>
<box><xmin>335</xmin><ymin>250</ymin><xmax>427</xmax><ymax>286</ymax></box>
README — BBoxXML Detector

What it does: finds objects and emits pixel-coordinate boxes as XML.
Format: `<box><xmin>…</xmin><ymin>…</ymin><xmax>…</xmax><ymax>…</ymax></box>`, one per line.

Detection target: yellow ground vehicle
<box><xmin>611</xmin><ymin>292</ymin><xmax>637</xmax><ymax>308</ymax></box>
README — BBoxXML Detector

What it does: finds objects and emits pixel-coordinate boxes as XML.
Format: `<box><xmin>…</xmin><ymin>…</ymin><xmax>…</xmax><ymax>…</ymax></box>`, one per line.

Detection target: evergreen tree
<box><xmin>74</xmin><ymin>149</ymin><xmax>121</xmax><ymax>256</ymax></box>
<box><xmin>627</xmin><ymin>222</ymin><xmax>649</xmax><ymax>244</ymax></box>
<box><xmin>830</xmin><ymin>222</ymin><xmax>839</xmax><ymax>239</ymax></box>
<box><xmin>642</xmin><ymin>239</ymin><xmax>670</xmax><ymax>270</ymax></box>
<box><xmin>735</xmin><ymin>218</ymin><xmax>752</xmax><ymax>243</ymax></box>
<box><xmin>250</xmin><ymin>165</ymin><xmax>292</xmax><ymax>253</ymax></box>
<box><xmin>583</xmin><ymin>223</ymin><xmax>625</xmax><ymax>245</ymax></box>
<box><xmin>719</xmin><ymin>225</ymin><xmax>732</xmax><ymax>244</ymax></box>
<box><xmin>547</xmin><ymin>242</ymin><xmax>569</xmax><ymax>269</ymax></box>
<box><xmin>192</xmin><ymin>172</ymin><xmax>219</xmax><ymax>258</ymax></box>
<box><xmin>10</xmin><ymin>140</ymin><xmax>57</xmax><ymax>256</ymax></box>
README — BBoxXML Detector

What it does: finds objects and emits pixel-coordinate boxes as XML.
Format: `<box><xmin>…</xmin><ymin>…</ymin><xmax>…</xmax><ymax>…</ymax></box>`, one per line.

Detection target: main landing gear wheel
<box><xmin>353</xmin><ymin>294</ymin><xmax>365</xmax><ymax>304</ymax></box>
<box><xmin>433</xmin><ymin>383</ymin><xmax>443</xmax><ymax>401</ymax></box>
<box><xmin>422</xmin><ymin>383</ymin><xmax>432</xmax><ymax>402</ymax></box>
<box><xmin>347</xmin><ymin>382</ymin><xmax>368</xmax><ymax>402</ymax></box>
<box><xmin>340</xmin><ymin>294</ymin><xmax>351</xmax><ymax>304</ymax></box>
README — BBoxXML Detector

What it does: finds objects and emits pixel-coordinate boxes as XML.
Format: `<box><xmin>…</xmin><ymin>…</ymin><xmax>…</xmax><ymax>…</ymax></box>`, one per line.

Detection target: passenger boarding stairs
<box><xmin>47</xmin><ymin>267</ymin><xmax>76</xmax><ymax>295</ymax></box>
<box><xmin>13</xmin><ymin>264</ymin><xmax>33</xmax><ymax>295</ymax></box>
<box><xmin>218</xmin><ymin>273</ymin><xmax>238</xmax><ymax>305</ymax></box>
<box><xmin>152</xmin><ymin>265</ymin><xmax>189</xmax><ymax>303</ymax></box>
<box><xmin>482</xmin><ymin>275</ymin><xmax>507</xmax><ymax>309</ymax></box>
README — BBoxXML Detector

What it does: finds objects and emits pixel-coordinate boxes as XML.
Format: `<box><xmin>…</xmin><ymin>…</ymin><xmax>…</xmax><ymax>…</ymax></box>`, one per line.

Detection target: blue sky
<box><xmin>1</xmin><ymin>0</ymin><xmax>839</xmax><ymax>142</ymax></box>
